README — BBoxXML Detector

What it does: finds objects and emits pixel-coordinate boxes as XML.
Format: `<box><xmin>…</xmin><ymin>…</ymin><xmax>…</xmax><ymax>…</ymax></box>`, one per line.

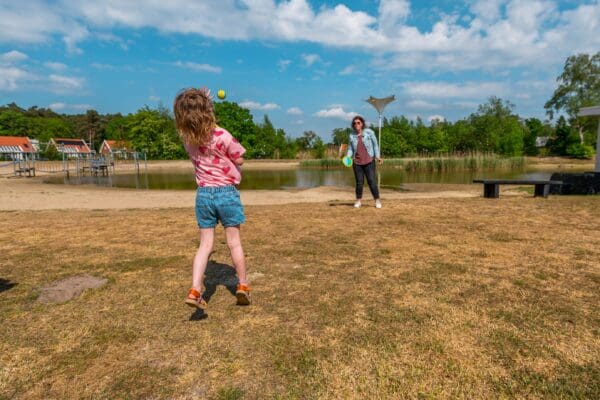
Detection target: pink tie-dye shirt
<box><xmin>183</xmin><ymin>126</ymin><xmax>246</xmax><ymax>187</ymax></box>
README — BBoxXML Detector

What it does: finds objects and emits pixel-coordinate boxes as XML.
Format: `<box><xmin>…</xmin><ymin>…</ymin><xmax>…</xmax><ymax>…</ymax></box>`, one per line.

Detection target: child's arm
<box><xmin>233</xmin><ymin>156</ymin><xmax>244</xmax><ymax>166</ymax></box>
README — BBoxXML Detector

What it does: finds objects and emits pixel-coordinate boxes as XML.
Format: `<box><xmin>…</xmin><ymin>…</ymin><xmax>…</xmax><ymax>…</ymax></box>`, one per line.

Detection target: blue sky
<box><xmin>1</xmin><ymin>0</ymin><xmax>599</xmax><ymax>141</ymax></box>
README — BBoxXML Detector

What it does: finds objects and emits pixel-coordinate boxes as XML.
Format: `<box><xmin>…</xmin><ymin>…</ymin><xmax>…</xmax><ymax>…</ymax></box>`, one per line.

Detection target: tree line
<box><xmin>1</xmin><ymin>53</ymin><xmax>598</xmax><ymax>160</ymax></box>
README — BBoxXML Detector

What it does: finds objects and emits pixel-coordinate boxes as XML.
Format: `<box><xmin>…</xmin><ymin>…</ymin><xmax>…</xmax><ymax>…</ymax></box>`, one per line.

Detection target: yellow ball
<box><xmin>217</xmin><ymin>89</ymin><xmax>226</xmax><ymax>100</ymax></box>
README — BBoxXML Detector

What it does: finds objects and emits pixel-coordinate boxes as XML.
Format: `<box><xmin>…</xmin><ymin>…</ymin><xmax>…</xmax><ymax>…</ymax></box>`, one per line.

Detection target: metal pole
<box><xmin>378</xmin><ymin>112</ymin><xmax>382</xmax><ymax>188</ymax></box>
<box><xmin>378</xmin><ymin>112</ymin><xmax>382</xmax><ymax>151</ymax></box>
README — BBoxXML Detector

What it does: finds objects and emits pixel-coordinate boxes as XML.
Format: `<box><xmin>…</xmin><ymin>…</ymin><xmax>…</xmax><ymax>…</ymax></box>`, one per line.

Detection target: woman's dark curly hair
<box><xmin>351</xmin><ymin>115</ymin><xmax>365</xmax><ymax>131</ymax></box>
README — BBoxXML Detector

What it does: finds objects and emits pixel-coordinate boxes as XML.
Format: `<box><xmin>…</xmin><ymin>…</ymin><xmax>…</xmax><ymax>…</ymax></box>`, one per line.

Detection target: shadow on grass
<box><xmin>188</xmin><ymin>261</ymin><xmax>240</xmax><ymax>321</ymax></box>
<box><xmin>0</xmin><ymin>278</ymin><xmax>17</xmax><ymax>293</ymax></box>
<box><xmin>189</xmin><ymin>308</ymin><xmax>208</xmax><ymax>321</ymax></box>
<box><xmin>327</xmin><ymin>201</ymin><xmax>356</xmax><ymax>207</ymax></box>
<box><xmin>203</xmin><ymin>261</ymin><xmax>238</xmax><ymax>301</ymax></box>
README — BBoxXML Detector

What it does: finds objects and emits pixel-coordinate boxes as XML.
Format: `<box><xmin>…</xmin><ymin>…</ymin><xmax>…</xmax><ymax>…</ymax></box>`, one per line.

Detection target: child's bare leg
<box><xmin>225</xmin><ymin>225</ymin><xmax>247</xmax><ymax>284</ymax></box>
<box><xmin>192</xmin><ymin>228</ymin><xmax>215</xmax><ymax>290</ymax></box>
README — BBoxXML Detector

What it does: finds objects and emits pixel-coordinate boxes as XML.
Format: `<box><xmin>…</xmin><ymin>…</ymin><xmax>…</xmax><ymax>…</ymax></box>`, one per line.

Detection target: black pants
<box><xmin>353</xmin><ymin>160</ymin><xmax>379</xmax><ymax>200</ymax></box>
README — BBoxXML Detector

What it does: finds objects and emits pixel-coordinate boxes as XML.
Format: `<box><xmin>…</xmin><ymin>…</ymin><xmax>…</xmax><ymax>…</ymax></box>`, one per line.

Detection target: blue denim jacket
<box><xmin>346</xmin><ymin>128</ymin><xmax>380</xmax><ymax>159</ymax></box>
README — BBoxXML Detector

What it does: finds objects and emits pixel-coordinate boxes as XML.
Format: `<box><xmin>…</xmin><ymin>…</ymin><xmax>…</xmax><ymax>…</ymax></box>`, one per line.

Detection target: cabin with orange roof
<box><xmin>48</xmin><ymin>138</ymin><xmax>93</xmax><ymax>158</ymax></box>
<box><xmin>99</xmin><ymin>139</ymin><xmax>133</xmax><ymax>157</ymax></box>
<box><xmin>0</xmin><ymin>136</ymin><xmax>37</xmax><ymax>160</ymax></box>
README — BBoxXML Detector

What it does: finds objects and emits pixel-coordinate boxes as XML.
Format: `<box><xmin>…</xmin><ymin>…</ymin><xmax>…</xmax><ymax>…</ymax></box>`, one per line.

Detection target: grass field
<box><xmin>1</xmin><ymin>196</ymin><xmax>599</xmax><ymax>399</ymax></box>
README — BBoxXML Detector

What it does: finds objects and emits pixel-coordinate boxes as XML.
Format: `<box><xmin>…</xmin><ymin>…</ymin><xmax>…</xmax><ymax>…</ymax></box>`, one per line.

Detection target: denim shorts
<box><xmin>195</xmin><ymin>186</ymin><xmax>245</xmax><ymax>228</ymax></box>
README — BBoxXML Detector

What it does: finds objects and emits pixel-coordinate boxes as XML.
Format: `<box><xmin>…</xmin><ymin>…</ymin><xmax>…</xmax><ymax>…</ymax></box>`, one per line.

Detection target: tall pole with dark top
<box><xmin>366</xmin><ymin>95</ymin><xmax>396</xmax><ymax>153</ymax></box>
<box><xmin>366</xmin><ymin>95</ymin><xmax>396</xmax><ymax>187</ymax></box>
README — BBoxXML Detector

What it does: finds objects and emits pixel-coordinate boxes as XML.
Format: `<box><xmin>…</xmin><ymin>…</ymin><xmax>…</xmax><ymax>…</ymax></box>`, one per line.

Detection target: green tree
<box><xmin>545</xmin><ymin>52</ymin><xmax>600</xmax><ymax>143</ymax></box>
<box><xmin>127</xmin><ymin>106</ymin><xmax>184</xmax><ymax>159</ymax></box>
<box><xmin>548</xmin><ymin>116</ymin><xmax>580</xmax><ymax>156</ymax></box>
<box><xmin>214</xmin><ymin>101</ymin><xmax>257</xmax><ymax>153</ymax></box>
<box><xmin>0</xmin><ymin>110</ymin><xmax>29</xmax><ymax>136</ymax></box>
<box><xmin>296</xmin><ymin>131</ymin><xmax>320</xmax><ymax>151</ymax></box>
<box><xmin>331</xmin><ymin>127</ymin><xmax>351</xmax><ymax>146</ymax></box>
<box><xmin>427</xmin><ymin>119</ymin><xmax>448</xmax><ymax>153</ymax></box>
<box><xmin>296</xmin><ymin>131</ymin><xmax>326</xmax><ymax>159</ymax></box>
<box><xmin>468</xmin><ymin>97</ymin><xmax>524</xmax><ymax>155</ymax></box>
<box><xmin>446</xmin><ymin>119</ymin><xmax>476</xmax><ymax>153</ymax></box>
<box><xmin>380</xmin><ymin>116</ymin><xmax>413</xmax><ymax>157</ymax></box>
<box><xmin>523</xmin><ymin>118</ymin><xmax>554</xmax><ymax>156</ymax></box>
<box><xmin>30</xmin><ymin>117</ymin><xmax>73</xmax><ymax>143</ymax></box>
<box><xmin>85</xmin><ymin>109</ymin><xmax>102</xmax><ymax>151</ymax></box>
<box><xmin>253</xmin><ymin>115</ymin><xmax>277</xmax><ymax>158</ymax></box>
<box><xmin>41</xmin><ymin>143</ymin><xmax>62</xmax><ymax>161</ymax></box>
<box><xmin>273</xmin><ymin>128</ymin><xmax>295</xmax><ymax>159</ymax></box>
<box><xmin>104</xmin><ymin>114</ymin><xmax>129</xmax><ymax>140</ymax></box>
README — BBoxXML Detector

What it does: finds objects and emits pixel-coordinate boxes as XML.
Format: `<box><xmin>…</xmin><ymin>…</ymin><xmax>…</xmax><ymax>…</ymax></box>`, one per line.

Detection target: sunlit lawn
<box><xmin>1</xmin><ymin>196</ymin><xmax>599</xmax><ymax>399</ymax></box>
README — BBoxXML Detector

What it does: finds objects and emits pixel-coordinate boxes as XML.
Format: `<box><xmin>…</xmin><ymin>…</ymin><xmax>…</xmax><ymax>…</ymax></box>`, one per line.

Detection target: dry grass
<box><xmin>1</xmin><ymin>197</ymin><xmax>599</xmax><ymax>399</ymax></box>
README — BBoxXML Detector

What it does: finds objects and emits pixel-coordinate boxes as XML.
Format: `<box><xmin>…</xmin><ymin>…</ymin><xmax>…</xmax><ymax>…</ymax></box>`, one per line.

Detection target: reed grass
<box><xmin>300</xmin><ymin>153</ymin><xmax>525</xmax><ymax>172</ymax></box>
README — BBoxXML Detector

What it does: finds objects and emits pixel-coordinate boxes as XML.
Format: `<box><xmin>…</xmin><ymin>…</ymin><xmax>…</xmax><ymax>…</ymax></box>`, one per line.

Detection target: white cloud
<box><xmin>149</xmin><ymin>95</ymin><xmax>160</xmax><ymax>101</ymax></box>
<box><xmin>239</xmin><ymin>101</ymin><xmax>280</xmax><ymax>111</ymax></box>
<box><xmin>314</xmin><ymin>106</ymin><xmax>356</xmax><ymax>121</ymax></box>
<box><xmin>302</xmin><ymin>54</ymin><xmax>321</xmax><ymax>67</ymax></box>
<box><xmin>91</xmin><ymin>62</ymin><xmax>116</xmax><ymax>70</ymax></box>
<box><xmin>402</xmin><ymin>81</ymin><xmax>508</xmax><ymax>99</ymax></box>
<box><xmin>0</xmin><ymin>66</ymin><xmax>33</xmax><ymax>91</ymax></box>
<box><xmin>378</xmin><ymin>0</ymin><xmax>410</xmax><ymax>35</ymax></box>
<box><xmin>0</xmin><ymin>1</ymin><xmax>68</xmax><ymax>43</ymax></box>
<box><xmin>49</xmin><ymin>74</ymin><xmax>85</xmax><ymax>92</ymax></box>
<box><xmin>340</xmin><ymin>65</ymin><xmax>356</xmax><ymax>75</ymax></box>
<box><xmin>469</xmin><ymin>0</ymin><xmax>505</xmax><ymax>23</ymax></box>
<box><xmin>0</xmin><ymin>50</ymin><xmax>28</xmax><ymax>64</ymax></box>
<box><xmin>44</xmin><ymin>61</ymin><xmax>68</xmax><ymax>71</ymax></box>
<box><xmin>278</xmin><ymin>59</ymin><xmax>291</xmax><ymax>71</ymax></box>
<box><xmin>287</xmin><ymin>107</ymin><xmax>303</xmax><ymax>115</ymax></box>
<box><xmin>406</xmin><ymin>100</ymin><xmax>441</xmax><ymax>110</ymax></box>
<box><xmin>96</xmin><ymin>32</ymin><xmax>130</xmax><ymax>50</ymax></box>
<box><xmin>48</xmin><ymin>102</ymin><xmax>92</xmax><ymax>111</ymax></box>
<box><xmin>173</xmin><ymin>61</ymin><xmax>221</xmax><ymax>73</ymax></box>
<box><xmin>0</xmin><ymin>0</ymin><xmax>598</xmax><ymax>75</ymax></box>
<box><xmin>454</xmin><ymin>101</ymin><xmax>480</xmax><ymax>109</ymax></box>
<box><xmin>428</xmin><ymin>114</ymin><xmax>445</xmax><ymax>122</ymax></box>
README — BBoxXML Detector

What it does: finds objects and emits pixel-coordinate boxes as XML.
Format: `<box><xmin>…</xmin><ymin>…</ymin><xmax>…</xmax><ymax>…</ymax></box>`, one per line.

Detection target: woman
<box><xmin>346</xmin><ymin>115</ymin><xmax>382</xmax><ymax>208</ymax></box>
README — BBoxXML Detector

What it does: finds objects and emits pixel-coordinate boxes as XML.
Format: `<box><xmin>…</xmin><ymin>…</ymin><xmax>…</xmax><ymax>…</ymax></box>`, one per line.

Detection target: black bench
<box><xmin>473</xmin><ymin>179</ymin><xmax>562</xmax><ymax>198</ymax></box>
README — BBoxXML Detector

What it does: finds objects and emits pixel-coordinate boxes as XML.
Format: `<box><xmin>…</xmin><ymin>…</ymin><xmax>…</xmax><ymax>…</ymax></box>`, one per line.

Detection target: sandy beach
<box><xmin>0</xmin><ymin>160</ymin><xmax>483</xmax><ymax>210</ymax></box>
<box><xmin>1</xmin><ymin>157</ymin><xmax>594</xmax><ymax>210</ymax></box>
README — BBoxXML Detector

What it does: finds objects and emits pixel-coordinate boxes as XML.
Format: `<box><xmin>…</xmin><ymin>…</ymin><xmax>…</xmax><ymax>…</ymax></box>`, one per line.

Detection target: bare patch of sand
<box><xmin>38</xmin><ymin>274</ymin><xmax>108</xmax><ymax>304</ymax></box>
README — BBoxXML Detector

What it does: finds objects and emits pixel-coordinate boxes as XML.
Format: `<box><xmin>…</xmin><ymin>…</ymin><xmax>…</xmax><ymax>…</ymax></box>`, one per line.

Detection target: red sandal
<box><xmin>185</xmin><ymin>288</ymin><xmax>207</xmax><ymax>309</ymax></box>
<box><xmin>235</xmin><ymin>283</ymin><xmax>251</xmax><ymax>306</ymax></box>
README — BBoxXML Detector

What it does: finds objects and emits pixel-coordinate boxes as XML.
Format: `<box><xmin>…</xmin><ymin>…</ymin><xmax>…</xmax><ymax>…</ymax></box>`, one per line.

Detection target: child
<box><xmin>173</xmin><ymin>87</ymin><xmax>251</xmax><ymax>308</ymax></box>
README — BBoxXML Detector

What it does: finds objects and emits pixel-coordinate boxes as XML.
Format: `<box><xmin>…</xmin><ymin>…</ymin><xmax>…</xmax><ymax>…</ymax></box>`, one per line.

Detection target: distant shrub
<box><xmin>566</xmin><ymin>143</ymin><xmax>595</xmax><ymax>159</ymax></box>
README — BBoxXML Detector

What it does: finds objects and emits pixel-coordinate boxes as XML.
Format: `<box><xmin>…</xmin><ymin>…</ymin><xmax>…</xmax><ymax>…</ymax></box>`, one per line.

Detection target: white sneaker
<box><xmin>354</xmin><ymin>201</ymin><xmax>362</xmax><ymax>208</ymax></box>
<box><xmin>375</xmin><ymin>199</ymin><xmax>382</xmax><ymax>209</ymax></box>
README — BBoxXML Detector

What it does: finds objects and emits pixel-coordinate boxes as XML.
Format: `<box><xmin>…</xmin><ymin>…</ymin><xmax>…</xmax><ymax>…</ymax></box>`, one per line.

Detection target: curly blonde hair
<box><xmin>173</xmin><ymin>88</ymin><xmax>216</xmax><ymax>146</ymax></box>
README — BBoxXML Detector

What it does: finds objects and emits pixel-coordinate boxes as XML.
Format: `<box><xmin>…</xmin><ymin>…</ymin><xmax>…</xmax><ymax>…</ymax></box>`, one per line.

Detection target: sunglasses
<box><xmin>352</xmin><ymin>120</ymin><xmax>362</xmax><ymax>126</ymax></box>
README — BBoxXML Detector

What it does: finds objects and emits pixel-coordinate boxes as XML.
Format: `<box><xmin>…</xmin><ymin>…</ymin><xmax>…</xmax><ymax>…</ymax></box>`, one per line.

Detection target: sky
<box><xmin>1</xmin><ymin>0</ymin><xmax>599</xmax><ymax>140</ymax></box>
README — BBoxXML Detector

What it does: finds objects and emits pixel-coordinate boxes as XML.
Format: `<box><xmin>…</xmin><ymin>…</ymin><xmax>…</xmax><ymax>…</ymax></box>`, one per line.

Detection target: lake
<box><xmin>43</xmin><ymin>166</ymin><xmax>566</xmax><ymax>190</ymax></box>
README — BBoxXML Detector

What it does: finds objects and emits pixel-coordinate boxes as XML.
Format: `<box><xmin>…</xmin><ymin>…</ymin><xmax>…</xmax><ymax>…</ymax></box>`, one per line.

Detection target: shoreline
<box><xmin>0</xmin><ymin>177</ymin><xmax>480</xmax><ymax>211</ymax></box>
<box><xmin>0</xmin><ymin>158</ymin><xmax>593</xmax><ymax>211</ymax></box>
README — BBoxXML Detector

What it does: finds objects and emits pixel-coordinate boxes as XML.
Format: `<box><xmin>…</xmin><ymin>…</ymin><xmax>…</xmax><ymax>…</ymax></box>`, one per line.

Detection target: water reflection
<box><xmin>43</xmin><ymin>166</ymin><xmax>565</xmax><ymax>191</ymax></box>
